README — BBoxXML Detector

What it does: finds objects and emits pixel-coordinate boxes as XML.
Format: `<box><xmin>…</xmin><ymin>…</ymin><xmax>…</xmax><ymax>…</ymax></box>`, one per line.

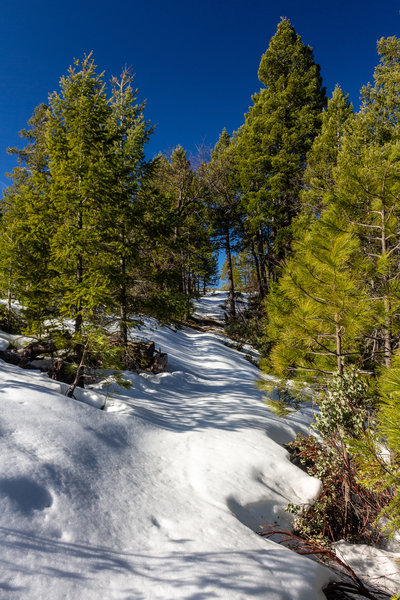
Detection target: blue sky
<box><xmin>0</xmin><ymin>0</ymin><xmax>400</xmax><ymax>191</ymax></box>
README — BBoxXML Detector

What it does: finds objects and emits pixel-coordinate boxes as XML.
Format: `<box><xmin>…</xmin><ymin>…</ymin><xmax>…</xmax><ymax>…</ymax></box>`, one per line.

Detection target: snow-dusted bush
<box><xmin>313</xmin><ymin>368</ymin><xmax>371</xmax><ymax>443</ymax></box>
<box><xmin>286</xmin><ymin>369</ymin><xmax>386</xmax><ymax>548</ymax></box>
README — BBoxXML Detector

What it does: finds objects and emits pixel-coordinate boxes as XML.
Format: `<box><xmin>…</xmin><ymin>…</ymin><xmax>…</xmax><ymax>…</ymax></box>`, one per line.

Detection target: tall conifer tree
<box><xmin>0</xmin><ymin>103</ymin><xmax>53</xmax><ymax>330</ymax></box>
<box><xmin>302</xmin><ymin>85</ymin><xmax>353</xmax><ymax>215</ymax></box>
<box><xmin>236</xmin><ymin>18</ymin><xmax>326</xmax><ymax>292</ymax></box>
<box><xmin>154</xmin><ymin>147</ymin><xmax>208</xmax><ymax>296</ymax></box>
<box><xmin>200</xmin><ymin>129</ymin><xmax>242</xmax><ymax>317</ymax></box>
<box><xmin>265</xmin><ymin>208</ymin><xmax>370</xmax><ymax>381</ymax></box>
<box><xmin>335</xmin><ymin>37</ymin><xmax>400</xmax><ymax>367</ymax></box>
<box><xmin>106</xmin><ymin>68</ymin><xmax>153</xmax><ymax>350</ymax></box>
<box><xmin>46</xmin><ymin>54</ymin><xmax>113</xmax><ymax>332</ymax></box>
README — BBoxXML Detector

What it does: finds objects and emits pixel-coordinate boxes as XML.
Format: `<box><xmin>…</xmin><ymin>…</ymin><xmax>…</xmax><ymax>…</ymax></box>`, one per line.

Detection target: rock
<box><xmin>125</xmin><ymin>341</ymin><xmax>155</xmax><ymax>370</ymax></box>
<box><xmin>149</xmin><ymin>351</ymin><xmax>168</xmax><ymax>374</ymax></box>
<box><xmin>123</xmin><ymin>340</ymin><xmax>168</xmax><ymax>374</ymax></box>
<box><xmin>48</xmin><ymin>359</ymin><xmax>76</xmax><ymax>384</ymax></box>
<box><xmin>0</xmin><ymin>349</ymin><xmax>20</xmax><ymax>365</ymax></box>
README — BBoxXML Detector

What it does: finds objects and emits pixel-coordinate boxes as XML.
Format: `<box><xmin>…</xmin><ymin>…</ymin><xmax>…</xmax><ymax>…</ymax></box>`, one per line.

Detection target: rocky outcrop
<box><xmin>125</xmin><ymin>341</ymin><xmax>168</xmax><ymax>374</ymax></box>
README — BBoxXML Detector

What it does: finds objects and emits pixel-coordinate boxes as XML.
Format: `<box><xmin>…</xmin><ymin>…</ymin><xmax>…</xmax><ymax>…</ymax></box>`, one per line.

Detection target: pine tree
<box><xmin>106</xmin><ymin>67</ymin><xmax>153</xmax><ymax>351</ymax></box>
<box><xmin>220</xmin><ymin>251</ymin><xmax>257</xmax><ymax>293</ymax></box>
<box><xmin>334</xmin><ymin>37</ymin><xmax>400</xmax><ymax>541</ymax></box>
<box><xmin>265</xmin><ymin>208</ymin><xmax>371</xmax><ymax>381</ymax></box>
<box><xmin>0</xmin><ymin>103</ymin><xmax>53</xmax><ymax>330</ymax></box>
<box><xmin>302</xmin><ymin>84</ymin><xmax>353</xmax><ymax>215</ymax></box>
<box><xmin>335</xmin><ymin>36</ymin><xmax>400</xmax><ymax>368</ymax></box>
<box><xmin>236</xmin><ymin>18</ymin><xmax>326</xmax><ymax>291</ymax></box>
<box><xmin>46</xmin><ymin>53</ymin><xmax>113</xmax><ymax>333</ymax></box>
<box><xmin>154</xmin><ymin>147</ymin><xmax>210</xmax><ymax>296</ymax></box>
<box><xmin>350</xmin><ymin>354</ymin><xmax>400</xmax><ymax>536</ymax></box>
<box><xmin>200</xmin><ymin>129</ymin><xmax>242</xmax><ymax>316</ymax></box>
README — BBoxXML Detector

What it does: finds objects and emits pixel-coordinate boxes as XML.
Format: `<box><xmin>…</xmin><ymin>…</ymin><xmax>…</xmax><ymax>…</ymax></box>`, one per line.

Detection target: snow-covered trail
<box><xmin>0</xmin><ymin>293</ymin><xmax>331</xmax><ymax>599</ymax></box>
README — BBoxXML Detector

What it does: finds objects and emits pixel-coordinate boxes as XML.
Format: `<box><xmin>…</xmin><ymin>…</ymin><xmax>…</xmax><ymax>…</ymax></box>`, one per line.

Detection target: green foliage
<box><xmin>333</xmin><ymin>37</ymin><xmax>400</xmax><ymax>368</ymax></box>
<box><xmin>1</xmin><ymin>53</ymin><xmax>207</xmax><ymax>346</ymax></box>
<box><xmin>136</xmin><ymin>290</ymin><xmax>192</xmax><ymax>324</ymax></box>
<box><xmin>286</xmin><ymin>432</ymin><xmax>383</xmax><ymax>548</ymax></box>
<box><xmin>0</xmin><ymin>305</ymin><xmax>25</xmax><ymax>334</ymax></box>
<box><xmin>236</xmin><ymin>17</ymin><xmax>326</xmax><ymax>287</ymax></box>
<box><xmin>224</xmin><ymin>294</ymin><xmax>269</xmax><ymax>353</ymax></box>
<box><xmin>272</xmin><ymin>368</ymin><xmax>382</xmax><ymax>550</ymax></box>
<box><xmin>200</xmin><ymin>129</ymin><xmax>243</xmax><ymax>313</ymax></box>
<box><xmin>266</xmin><ymin>207</ymin><xmax>371</xmax><ymax>381</ymax></box>
<box><xmin>313</xmin><ymin>368</ymin><xmax>371</xmax><ymax>442</ymax></box>
<box><xmin>46</xmin><ymin>53</ymin><xmax>115</xmax><ymax>330</ymax></box>
<box><xmin>220</xmin><ymin>251</ymin><xmax>258</xmax><ymax>293</ymax></box>
<box><xmin>110</xmin><ymin>371</ymin><xmax>132</xmax><ymax>390</ymax></box>
<box><xmin>302</xmin><ymin>84</ymin><xmax>353</xmax><ymax>214</ymax></box>
<box><xmin>286</xmin><ymin>434</ymin><xmax>343</xmax><ymax>547</ymax></box>
<box><xmin>0</xmin><ymin>103</ymin><xmax>53</xmax><ymax>329</ymax></box>
<box><xmin>153</xmin><ymin>147</ymin><xmax>216</xmax><ymax>297</ymax></box>
<box><xmin>350</xmin><ymin>354</ymin><xmax>400</xmax><ymax>536</ymax></box>
<box><xmin>261</xmin><ymin>380</ymin><xmax>308</xmax><ymax>417</ymax></box>
<box><xmin>104</xmin><ymin>66</ymin><xmax>153</xmax><ymax>344</ymax></box>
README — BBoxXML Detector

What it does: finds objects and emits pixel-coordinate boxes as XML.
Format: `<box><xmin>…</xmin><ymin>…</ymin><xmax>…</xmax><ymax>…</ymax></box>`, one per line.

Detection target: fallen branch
<box><xmin>259</xmin><ymin>527</ymin><xmax>390</xmax><ymax>600</ymax></box>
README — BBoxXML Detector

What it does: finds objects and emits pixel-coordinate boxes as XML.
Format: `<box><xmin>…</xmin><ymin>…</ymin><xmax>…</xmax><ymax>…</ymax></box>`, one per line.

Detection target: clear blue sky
<box><xmin>1</xmin><ymin>0</ymin><xmax>399</xmax><ymax>191</ymax></box>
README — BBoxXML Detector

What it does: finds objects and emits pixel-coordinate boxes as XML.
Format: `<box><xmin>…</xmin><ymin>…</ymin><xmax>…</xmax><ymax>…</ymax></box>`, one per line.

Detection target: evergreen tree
<box><xmin>45</xmin><ymin>53</ymin><xmax>113</xmax><ymax>333</ymax></box>
<box><xmin>0</xmin><ymin>103</ymin><xmax>53</xmax><ymax>330</ymax></box>
<box><xmin>154</xmin><ymin>147</ymin><xmax>211</xmax><ymax>296</ymax></box>
<box><xmin>302</xmin><ymin>85</ymin><xmax>353</xmax><ymax>215</ymax></box>
<box><xmin>220</xmin><ymin>251</ymin><xmax>257</xmax><ymax>293</ymax></box>
<box><xmin>335</xmin><ymin>36</ymin><xmax>400</xmax><ymax>367</ymax></box>
<box><xmin>200</xmin><ymin>129</ymin><xmax>242</xmax><ymax>316</ymax></box>
<box><xmin>106</xmin><ymin>67</ymin><xmax>153</xmax><ymax>350</ymax></box>
<box><xmin>236</xmin><ymin>18</ymin><xmax>326</xmax><ymax>292</ymax></box>
<box><xmin>350</xmin><ymin>354</ymin><xmax>400</xmax><ymax>537</ymax></box>
<box><xmin>265</xmin><ymin>208</ymin><xmax>370</xmax><ymax>381</ymax></box>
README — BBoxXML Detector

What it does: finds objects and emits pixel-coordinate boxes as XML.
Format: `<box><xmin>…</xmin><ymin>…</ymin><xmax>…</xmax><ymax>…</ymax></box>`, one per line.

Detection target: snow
<box><xmin>192</xmin><ymin>290</ymin><xmax>228</xmax><ymax>323</ymax></box>
<box><xmin>0</xmin><ymin>292</ymin><xmax>342</xmax><ymax>598</ymax></box>
<box><xmin>335</xmin><ymin>541</ymin><xmax>400</xmax><ymax>596</ymax></box>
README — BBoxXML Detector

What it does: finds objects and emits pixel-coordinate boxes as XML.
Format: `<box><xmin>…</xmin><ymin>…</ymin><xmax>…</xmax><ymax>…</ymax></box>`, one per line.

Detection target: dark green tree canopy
<box><xmin>302</xmin><ymin>84</ymin><xmax>353</xmax><ymax>214</ymax></box>
<box><xmin>235</xmin><ymin>18</ymin><xmax>327</xmax><ymax>289</ymax></box>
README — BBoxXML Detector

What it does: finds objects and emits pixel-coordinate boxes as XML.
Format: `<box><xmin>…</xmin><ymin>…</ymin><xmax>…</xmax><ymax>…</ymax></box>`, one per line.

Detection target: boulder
<box><xmin>149</xmin><ymin>351</ymin><xmax>168</xmax><ymax>374</ymax></box>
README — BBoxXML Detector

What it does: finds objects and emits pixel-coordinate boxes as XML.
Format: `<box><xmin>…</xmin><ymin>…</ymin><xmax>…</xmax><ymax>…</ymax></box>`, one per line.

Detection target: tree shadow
<box><xmin>0</xmin><ymin>526</ymin><xmax>329</xmax><ymax>599</ymax></box>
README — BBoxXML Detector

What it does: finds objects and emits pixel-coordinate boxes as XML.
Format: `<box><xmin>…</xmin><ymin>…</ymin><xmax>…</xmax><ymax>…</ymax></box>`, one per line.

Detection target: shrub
<box><xmin>0</xmin><ymin>304</ymin><xmax>25</xmax><ymax>334</ymax></box>
<box><xmin>284</xmin><ymin>369</ymin><xmax>388</xmax><ymax>548</ymax></box>
<box><xmin>286</xmin><ymin>433</ymin><xmax>386</xmax><ymax>548</ymax></box>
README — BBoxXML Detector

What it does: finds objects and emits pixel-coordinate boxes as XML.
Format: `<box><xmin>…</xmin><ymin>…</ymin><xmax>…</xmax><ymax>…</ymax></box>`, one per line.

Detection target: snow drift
<box><xmin>0</xmin><ymin>292</ymin><xmax>332</xmax><ymax>599</ymax></box>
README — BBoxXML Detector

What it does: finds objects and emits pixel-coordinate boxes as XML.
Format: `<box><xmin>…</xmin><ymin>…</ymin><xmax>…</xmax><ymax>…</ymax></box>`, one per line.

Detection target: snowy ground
<box><xmin>0</xmin><ymin>292</ymin><xmax>396</xmax><ymax>598</ymax></box>
<box><xmin>192</xmin><ymin>289</ymin><xmax>228</xmax><ymax>324</ymax></box>
<box><xmin>192</xmin><ymin>290</ymin><xmax>248</xmax><ymax>325</ymax></box>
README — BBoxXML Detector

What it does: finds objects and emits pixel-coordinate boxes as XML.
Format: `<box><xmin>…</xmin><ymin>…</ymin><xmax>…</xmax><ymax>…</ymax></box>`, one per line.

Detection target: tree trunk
<box><xmin>180</xmin><ymin>252</ymin><xmax>186</xmax><ymax>294</ymax></box>
<box><xmin>187</xmin><ymin>265</ymin><xmax>192</xmax><ymax>296</ymax></box>
<box><xmin>256</xmin><ymin>230</ymin><xmax>268</xmax><ymax>298</ymax></box>
<box><xmin>381</xmin><ymin>204</ymin><xmax>392</xmax><ymax>367</ymax></box>
<box><xmin>225</xmin><ymin>228</ymin><xmax>236</xmax><ymax>318</ymax></box>
<box><xmin>384</xmin><ymin>297</ymin><xmax>392</xmax><ymax>368</ymax></box>
<box><xmin>75</xmin><ymin>254</ymin><xmax>83</xmax><ymax>334</ymax></box>
<box><xmin>75</xmin><ymin>205</ymin><xmax>83</xmax><ymax>334</ymax></box>
<box><xmin>67</xmin><ymin>341</ymin><xmax>88</xmax><ymax>398</ymax></box>
<box><xmin>251</xmin><ymin>239</ymin><xmax>263</xmax><ymax>296</ymax></box>
<box><xmin>7</xmin><ymin>258</ymin><xmax>12</xmax><ymax>312</ymax></box>
<box><xmin>120</xmin><ymin>254</ymin><xmax>128</xmax><ymax>363</ymax></box>
<box><xmin>335</xmin><ymin>314</ymin><xmax>343</xmax><ymax>376</ymax></box>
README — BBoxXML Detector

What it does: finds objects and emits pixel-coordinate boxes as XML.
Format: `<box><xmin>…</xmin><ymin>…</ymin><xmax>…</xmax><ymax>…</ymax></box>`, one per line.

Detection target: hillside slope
<box><xmin>0</xmin><ymin>292</ymin><xmax>331</xmax><ymax>599</ymax></box>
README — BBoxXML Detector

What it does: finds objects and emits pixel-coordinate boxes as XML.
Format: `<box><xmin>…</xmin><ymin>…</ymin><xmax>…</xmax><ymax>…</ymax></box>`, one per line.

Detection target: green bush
<box><xmin>314</xmin><ymin>368</ymin><xmax>372</xmax><ymax>443</ymax></box>
<box><xmin>285</xmin><ymin>369</ymin><xmax>385</xmax><ymax>548</ymax></box>
<box><xmin>0</xmin><ymin>305</ymin><xmax>25</xmax><ymax>334</ymax></box>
